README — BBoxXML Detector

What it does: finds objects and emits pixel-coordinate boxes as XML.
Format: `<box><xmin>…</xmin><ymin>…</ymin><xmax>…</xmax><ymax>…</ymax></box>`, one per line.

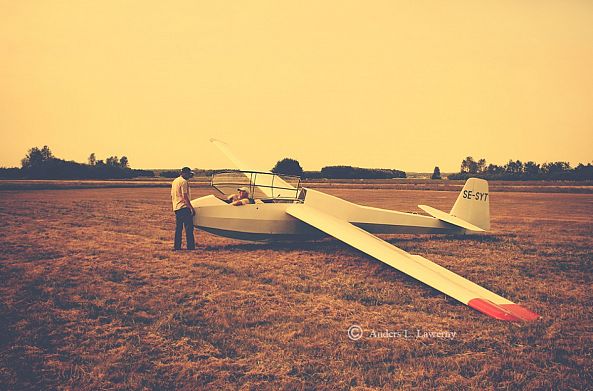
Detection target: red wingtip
<box><xmin>468</xmin><ymin>298</ymin><xmax>540</xmax><ymax>322</ymax></box>
<box><xmin>499</xmin><ymin>303</ymin><xmax>541</xmax><ymax>321</ymax></box>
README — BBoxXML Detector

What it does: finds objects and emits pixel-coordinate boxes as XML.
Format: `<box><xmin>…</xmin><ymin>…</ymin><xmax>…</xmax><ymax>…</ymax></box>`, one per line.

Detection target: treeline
<box><xmin>0</xmin><ymin>146</ymin><xmax>154</xmax><ymax>179</ymax></box>
<box><xmin>317</xmin><ymin>166</ymin><xmax>406</xmax><ymax>179</ymax></box>
<box><xmin>448</xmin><ymin>157</ymin><xmax>593</xmax><ymax>180</ymax></box>
<box><xmin>270</xmin><ymin>158</ymin><xmax>406</xmax><ymax>179</ymax></box>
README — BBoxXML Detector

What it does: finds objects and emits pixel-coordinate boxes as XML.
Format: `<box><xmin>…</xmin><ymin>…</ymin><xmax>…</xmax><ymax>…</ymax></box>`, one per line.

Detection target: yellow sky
<box><xmin>1</xmin><ymin>1</ymin><xmax>592</xmax><ymax>172</ymax></box>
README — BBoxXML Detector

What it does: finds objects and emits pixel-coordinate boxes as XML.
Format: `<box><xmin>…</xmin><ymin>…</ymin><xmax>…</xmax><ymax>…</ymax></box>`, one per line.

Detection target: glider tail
<box><xmin>450</xmin><ymin>178</ymin><xmax>491</xmax><ymax>231</ymax></box>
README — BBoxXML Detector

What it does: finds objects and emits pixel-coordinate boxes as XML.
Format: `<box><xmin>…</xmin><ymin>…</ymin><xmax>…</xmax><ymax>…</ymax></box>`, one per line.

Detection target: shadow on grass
<box><xmin>386</xmin><ymin>234</ymin><xmax>507</xmax><ymax>245</ymax></box>
<box><xmin>203</xmin><ymin>238</ymin><xmax>350</xmax><ymax>253</ymax></box>
<box><xmin>203</xmin><ymin>233</ymin><xmax>507</xmax><ymax>255</ymax></box>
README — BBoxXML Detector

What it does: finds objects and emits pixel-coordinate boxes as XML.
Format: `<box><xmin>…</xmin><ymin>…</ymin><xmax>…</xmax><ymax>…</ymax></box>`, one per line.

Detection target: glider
<box><xmin>190</xmin><ymin>139</ymin><xmax>540</xmax><ymax>322</ymax></box>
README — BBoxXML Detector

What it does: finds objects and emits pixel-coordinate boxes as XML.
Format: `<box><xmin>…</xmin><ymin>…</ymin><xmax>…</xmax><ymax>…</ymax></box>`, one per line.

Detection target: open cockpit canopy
<box><xmin>211</xmin><ymin>170</ymin><xmax>303</xmax><ymax>201</ymax></box>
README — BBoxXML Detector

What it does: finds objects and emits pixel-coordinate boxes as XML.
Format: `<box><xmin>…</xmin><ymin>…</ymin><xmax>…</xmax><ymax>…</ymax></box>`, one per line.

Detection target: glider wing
<box><xmin>286</xmin><ymin>204</ymin><xmax>539</xmax><ymax>321</ymax></box>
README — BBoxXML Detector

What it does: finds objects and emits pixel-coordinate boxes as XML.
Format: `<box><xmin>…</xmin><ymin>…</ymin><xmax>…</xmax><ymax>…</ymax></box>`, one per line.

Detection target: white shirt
<box><xmin>171</xmin><ymin>176</ymin><xmax>191</xmax><ymax>211</ymax></box>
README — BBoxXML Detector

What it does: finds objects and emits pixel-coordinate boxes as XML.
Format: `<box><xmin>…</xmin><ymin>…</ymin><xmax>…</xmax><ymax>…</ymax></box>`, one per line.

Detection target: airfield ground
<box><xmin>0</xmin><ymin>183</ymin><xmax>592</xmax><ymax>389</ymax></box>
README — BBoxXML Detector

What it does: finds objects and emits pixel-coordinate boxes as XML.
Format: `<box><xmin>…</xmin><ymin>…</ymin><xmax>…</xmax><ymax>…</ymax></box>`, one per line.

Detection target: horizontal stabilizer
<box><xmin>418</xmin><ymin>205</ymin><xmax>485</xmax><ymax>232</ymax></box>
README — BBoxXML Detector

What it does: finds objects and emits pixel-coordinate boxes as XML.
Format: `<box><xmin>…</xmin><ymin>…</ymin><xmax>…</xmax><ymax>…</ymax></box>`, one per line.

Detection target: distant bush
<box><xmin>159</xmin><ymin>170</ymin><xmax>180</xmax><ymax>178</ymax></box>
<box><xmin>0</xmin><ymin>167</ymin><xmax>22</xmax><ymax>179</ymax></box>
<box><xmin>431</xmin><ymin>166</ymin><xmax>441</xmax><ymax>180</ymax></box>
<box><xmin>194</xmin><ymin>169</ymin><xmax>228</xmax><ymax>177</ymax></box>
<box><xmin>302</xmin><ymin>171</ymin><xmax>323</xmax><ymax>179</ymax></box>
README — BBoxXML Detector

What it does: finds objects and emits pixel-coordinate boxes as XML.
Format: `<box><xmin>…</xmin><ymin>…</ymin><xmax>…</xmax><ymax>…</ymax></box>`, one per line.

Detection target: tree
<box><xmin>486</xmin><ymin>163</ymin><xmax>504</xmax><ymax>176</ymax></box>
<box><xmin>21</xmin><ymin>145</ymin><xmax>53</xmax><ymax>169</ymax></box>
<box><xmin>88</xmin><ymin>153</ymin><xmax>96</xmax><ymax>166</ymax></box>
<box><xmin>541</xmin><ymin>161</ymin><xmax>570</xmax><ymax>175</ymax></box>
<box><xmin>119</xmin><ymin>156</ymin><xmax>129</xmax><ymax>168</ymax></box>
<box><xmin>524</xmin><ymin>161</ymin><xmax>540</xmax><ymax>178</ymax></box>
<box><xmin>40</xmin><ymin>145</ymin><xmax>53</xmax><ymax>161</ymax></box>
<box><xmin>505</xmin><ymin>160</ymin><xmax>524</xmax><ymax>175</ymax></box>
<box><xmin>21</xmin><ymin>147</ymin><xmax>43</xmax><ymax>169</ymax></box>
<box><xmin>477</xmin><ymin>159</ymin><xmax>486</xmax><ymax>173</ymax></box>
<box><xmin>105</xmin><ymin>156</ymin><xmax>119</xmax><ymax>166</ymax></box>
<box><xmin>575</xmin><ymin>163</ymin><xmax>593</xmax><ymax>180</ymax></box>
<box><xmin>272</xmin><ymin>158</ymin><xmax>303</xmax><ymax>177</ymax></box>
<box><xmin>541</xmin><ymin>161</ymin><xmax>571</xmax><ymax>179</ymax></box>
<box><xmin>460</xmin><ymin>156</ymin><xmax>479</xmax><ymax>174</ymax></box>
<box><xmin>431</xmin><ymin>166</ymin><xmax>441</xmax><ymax>179</ymax></box>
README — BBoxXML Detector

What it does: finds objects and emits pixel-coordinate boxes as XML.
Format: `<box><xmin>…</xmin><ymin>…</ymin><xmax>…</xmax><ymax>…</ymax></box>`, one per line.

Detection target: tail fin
<box><xmin>450</xmin><ymin>178</ymin><xmax>490</xmax><ymax>231</ymax></box>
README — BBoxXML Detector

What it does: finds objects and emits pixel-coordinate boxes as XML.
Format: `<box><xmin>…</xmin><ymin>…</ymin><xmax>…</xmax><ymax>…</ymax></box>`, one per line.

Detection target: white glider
<box><xmin>190</xmin><ymin>140</ymin><xmax>539</xmax><ymax>322</ymax></box>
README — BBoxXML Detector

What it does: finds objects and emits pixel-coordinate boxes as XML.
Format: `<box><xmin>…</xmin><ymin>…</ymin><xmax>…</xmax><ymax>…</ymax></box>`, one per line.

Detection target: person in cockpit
<box><xmin>226</xmin><ymin>186</ymin><xmax>251</xmax><ymax>206</ymax></box>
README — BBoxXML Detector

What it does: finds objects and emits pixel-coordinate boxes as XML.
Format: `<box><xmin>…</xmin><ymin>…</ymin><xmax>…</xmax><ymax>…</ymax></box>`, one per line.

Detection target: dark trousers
<box><xmin>174</xmin><ymin>208</ymin><xmax>195</xmax><ymax>250</ymax></box>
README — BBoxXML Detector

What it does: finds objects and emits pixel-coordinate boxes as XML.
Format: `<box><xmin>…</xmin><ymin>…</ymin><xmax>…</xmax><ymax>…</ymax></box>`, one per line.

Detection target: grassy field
<box><xmin>0</xmin><ymin>185</ymin><xmax>592</xmax><ymax>389</ymax></box>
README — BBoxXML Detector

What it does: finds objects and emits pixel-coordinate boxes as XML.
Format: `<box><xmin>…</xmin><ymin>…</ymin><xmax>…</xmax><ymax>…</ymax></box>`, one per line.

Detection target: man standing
<box><xmin>171</xmin><ymin>167</ymin><xmax>196</xmax><ymax>250</ymax></box>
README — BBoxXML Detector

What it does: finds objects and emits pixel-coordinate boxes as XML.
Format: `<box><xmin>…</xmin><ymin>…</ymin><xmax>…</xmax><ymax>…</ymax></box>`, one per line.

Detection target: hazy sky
<box><xmin>1</xmin><ymin>1</ymin><xmax>592</xmax><ymax>172</ymax></box>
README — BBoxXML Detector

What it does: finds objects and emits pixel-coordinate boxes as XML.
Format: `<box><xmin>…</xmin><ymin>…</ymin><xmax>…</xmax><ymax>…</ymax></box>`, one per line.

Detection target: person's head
<box><xmin>180</xmin><ymin>167</ymin><xmax>194</xmax><ymax>180</ymax></box>
<box><xmin>237</xmin><ymin>186</ymin><xmax>249</xmax><ymax>198</ymax></box>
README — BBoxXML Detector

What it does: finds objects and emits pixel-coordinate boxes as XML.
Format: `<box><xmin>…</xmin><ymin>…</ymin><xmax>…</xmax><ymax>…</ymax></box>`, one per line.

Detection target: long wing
<box><xmin>210</xmin><ymin>138</ymin><xmax>298</xmax><ymax>199</ymax></box>
<box><xmin>286</xmin><ymin>204</ymin><xmax>539</xmax><ymax>321</ymax></box>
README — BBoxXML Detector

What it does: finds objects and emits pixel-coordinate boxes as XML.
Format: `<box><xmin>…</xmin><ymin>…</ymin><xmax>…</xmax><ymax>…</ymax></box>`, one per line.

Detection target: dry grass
<box><xmin>0</xmin><ymin>186</ymin><xmax>592</xmax><ymax>390</ymax></box>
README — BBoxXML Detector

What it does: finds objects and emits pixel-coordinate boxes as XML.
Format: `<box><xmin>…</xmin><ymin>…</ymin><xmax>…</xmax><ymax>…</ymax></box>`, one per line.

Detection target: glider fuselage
<box><xmin>191</xmin><ymin>190</ymin><xmax>464</xmax><ymax>241</ymax></box>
